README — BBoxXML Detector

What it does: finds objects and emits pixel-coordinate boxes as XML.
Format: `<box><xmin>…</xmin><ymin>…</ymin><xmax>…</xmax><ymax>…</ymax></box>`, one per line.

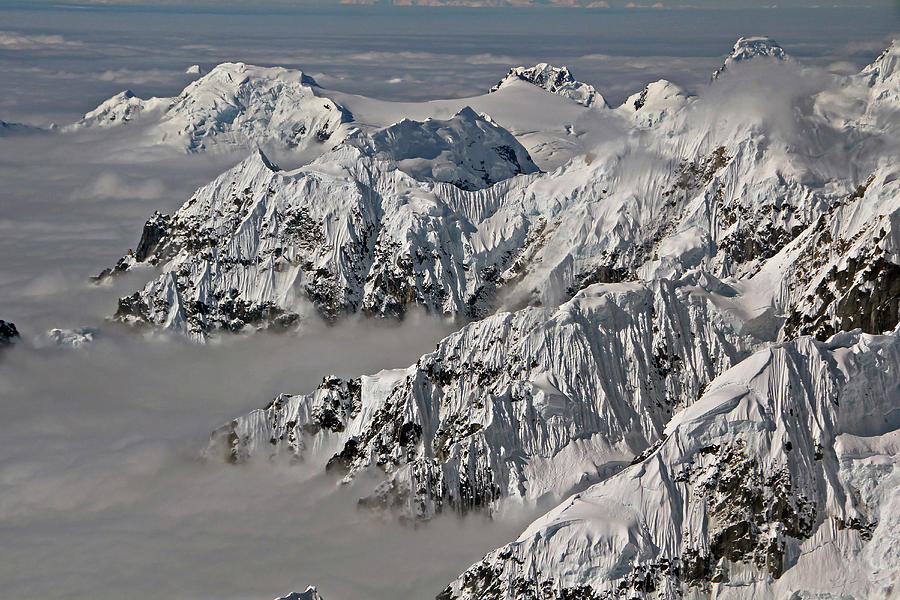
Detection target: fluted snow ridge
<box><xmin>440</xmin><ymin>330</ymin><xmax>900</xmax><ymax>599</ymax></box>
<box><xmin>208</xmin><ymin>278</ymin><xmax>755</xmax><ymax>520</ymax></box>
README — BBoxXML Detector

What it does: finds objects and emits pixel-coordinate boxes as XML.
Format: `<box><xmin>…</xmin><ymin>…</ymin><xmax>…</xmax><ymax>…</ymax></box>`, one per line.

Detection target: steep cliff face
<box><xmin>770</xmin><ymin>166</ymin><xmax>900</xmax><ymax>341</ymax></box>
<box><xmin>440</xmin><ymin>331</ymin><xmax>900</xmax><ymax>600</ymax></box>
<box><xmin>208</xmin><ymin>278</ymin><xmax>756</xmax><ymax>519</ymax></box>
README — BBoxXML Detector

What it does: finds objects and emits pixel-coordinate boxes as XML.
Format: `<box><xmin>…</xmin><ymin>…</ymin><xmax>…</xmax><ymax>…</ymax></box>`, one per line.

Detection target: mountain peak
<box><xmin>861</xmin><ymin>38</ymin><xmax>900</xmax><ymax>87</ymax></box>
<box><xmin>253</xmin><ymin>147</ymin><xmax>280</xmax><ymax>172</ymax></box>
<box><xmin>491</xmin><ymin>63</ymin><xmax>606</xmax><ymax>107</ymax></box>
<box><xmin>713</xmin><ymin>35</ymin><xmax>788</xmax><ymax>80</ymax></box>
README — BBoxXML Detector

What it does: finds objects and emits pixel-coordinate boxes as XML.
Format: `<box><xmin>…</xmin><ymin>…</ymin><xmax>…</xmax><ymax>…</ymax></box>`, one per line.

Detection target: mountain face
<box><xmin>69</xmin><ymin>63</ymin><xmax>351</xmax><ymax>153</ymax></box>
<box><xmin>440</xmin><ymin>331</ymin><xmax>900</xmax><ymax>600</ymax></box>
<box><xmin>490</xmin><ymin>63</ymin><xmax>606</xmax><ymax>108</ymax></box>
<box><xmin>99</xmin><ymin>108</ymin><xmax>541</xmax><ymax>338</ymax></box>
<box><xmin>208</xmin><ymin>278</ymin><xmax>756</xmax><ymax>519</ymax></box>
<box><xmin>0</xmin><ymin>320</ymin><xmax>19</xmax><ymax>346</ymax></box>
<box><xmin>712</xmin><ymin>36</ymin><xmax>788</xmax><ymax>80</ymax></box>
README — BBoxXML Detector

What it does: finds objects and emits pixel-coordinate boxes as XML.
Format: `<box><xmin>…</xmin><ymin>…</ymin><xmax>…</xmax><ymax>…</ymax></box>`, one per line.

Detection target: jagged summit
<box><xmin>490</xmin><ymin>63</ymin><xmax>605</xmax><ymax>107</ymax></box>
<box><xmin>275</xmin><ymin>587</ymin><xmax>324</xmax><ymax>600</ymax></box>
<box><xmin>712</xmin><ymin>35</ymin><xmax>789</xmax><ymax>79</ymax></box>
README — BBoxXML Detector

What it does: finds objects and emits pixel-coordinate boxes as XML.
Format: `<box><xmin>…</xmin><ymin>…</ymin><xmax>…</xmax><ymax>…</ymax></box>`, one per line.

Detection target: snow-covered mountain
<box><xmin>99</xmin><ymin>37</ymin><xmax>900</xmax><ymax>344</ymax></box>
<box><xmin>490</xmin><ymin>63</ymin><xmax>606</xmax><ymax>108</ymax></box>
<box><xmin>170</xmin><ymin>36</ymin><xmax>900</xmax><ymax>600</ymax></box>
<box><xmin>99</xmin><ymin>108</ymin><xmax>541</xmax><ymax>338</ymax></box>
<box><xmin>208</xmin><ymin>277</ymin><xmax>756</xmax><ymax>519</ymax></box>
<box><xmin>347</xmin><ymin>106</ymin><xmax>539</xmax><ymax>190</ymax></box>
<box><xmin>69</xmin><ymin>63</ymin><xmax>351</xmax><ymax>154</ymax></box>
<box><xmin>712</xmin><ymin>35</ymin><xmax>789</xmax><ymax>80</ymax></box>
<box><xmin>440</xmin><ymin>330</ymin><xmax>900</xmax><ymax>599</ymax></box>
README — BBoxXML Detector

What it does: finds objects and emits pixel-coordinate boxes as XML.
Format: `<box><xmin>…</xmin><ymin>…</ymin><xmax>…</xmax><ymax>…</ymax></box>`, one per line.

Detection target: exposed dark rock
<box><xmin>0</xmin><ymin>320</ymin><xmax>19</xmax><ymax>346</ymax></box>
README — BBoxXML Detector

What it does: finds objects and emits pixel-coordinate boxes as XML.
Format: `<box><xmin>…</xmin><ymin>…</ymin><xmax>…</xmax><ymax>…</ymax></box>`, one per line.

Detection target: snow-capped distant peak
<box><xmin>712</xmin><ymin>35</ymin><xmax>789</xmax><ymax>80</ymax></box>
<box><xmin>616</xmin><ymin>79</ymin><xmax>691</xmax><ymax>127</ymax></box>
<box><xmin>275</xmin><ymin>587</ymin><xmax>324</xmax><ymax>600</ymax></box>
<box><xmin>69</xmin><ymin>62</ymin><xmax>346</xmax><ymax>153</ymax></box>
<box><xmin>491</xmin><ymin>63</ymin><xmax>606</xmax><ymax>107</ymax></box>
<box><xmin>185</xmin><ymin>64</ymin><xmax>202</xmax><ymax>75</ymax></box>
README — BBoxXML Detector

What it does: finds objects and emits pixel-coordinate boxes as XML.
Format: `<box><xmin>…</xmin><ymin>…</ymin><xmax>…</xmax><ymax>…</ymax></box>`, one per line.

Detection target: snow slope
<box><xmin>208</xmin><ymin>278</ymin><xmax>756</xmax><ymax>519</ymax></box>
<box><xmin>68</xmin><ymin>63</ymin><xmax>351</xmax><ymax>154</ymax></box>
<box><xmin>440</xmin><ymin>331</ymin><xmax>900</xmax><ymax>600</ymax></box>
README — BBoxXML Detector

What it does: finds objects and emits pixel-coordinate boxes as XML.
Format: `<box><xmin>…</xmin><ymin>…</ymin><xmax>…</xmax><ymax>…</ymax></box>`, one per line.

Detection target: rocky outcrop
<box><xmin>275</xmin><ymin>587</ymin><xmax>324</xmax><ymax>600</ymax></box>
<box><xmin>0</xmin><ymin>320</ymin><xmax>19</xmax><ymax>346</ymax></box>
<box><xmin>491</xmin><ymin>63</ymin><xmax>606</xmax><ymax>107</ymax></box>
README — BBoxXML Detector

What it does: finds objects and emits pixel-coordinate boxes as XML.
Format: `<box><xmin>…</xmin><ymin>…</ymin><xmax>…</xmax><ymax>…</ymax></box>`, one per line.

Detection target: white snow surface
<box><xmin>441</xmin><ymin>330</ymin><xmax>900</xmax><ymax>600</ymax></box>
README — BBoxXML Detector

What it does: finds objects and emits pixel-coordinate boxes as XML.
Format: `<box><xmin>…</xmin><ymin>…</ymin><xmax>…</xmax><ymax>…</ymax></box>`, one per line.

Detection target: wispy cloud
<box><xmin>0</xmin><ymin>30</ymin><xmax>83</xmax><ymax>51</ymax></box>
